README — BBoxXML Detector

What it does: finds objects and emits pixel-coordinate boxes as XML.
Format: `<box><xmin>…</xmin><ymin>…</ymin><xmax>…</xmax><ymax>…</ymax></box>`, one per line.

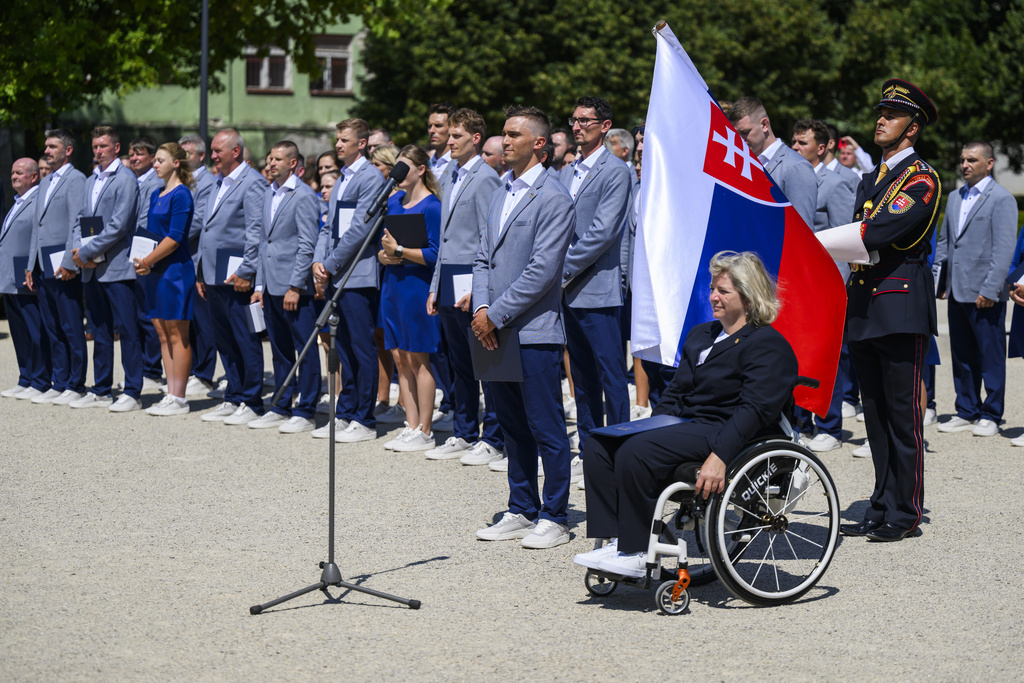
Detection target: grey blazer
<box><xmin>28</xmin><ymin>164</ymin><xmax>86</xmax><ymax>277</ymax></box>
<box><xmin>814</xmin><ymin>165</ymin><xmax>857</xmax><ymax>281</ymax></box>
<box><xmin>74</xmin><ymin>162</ymin><xmax>140</xmax><ymax>283</ymax></box>
<box><xmin>762</xmin><ymin>144</ymin><xmax>817</xmax><ymax>230</ymax></box>
<box><xmin>314</xmin><ymin>159</ymin><xmax>386</xmax><ymax>290</ymax></box>
<box><xmin>187</xmin><ymin>166</ymin><xmax>217</xmax><ymax>265</ymax></box>
<box><xmin>829</xmin><ymin>160</ymin><xmax>861</xmax><ymax>188</ymax></box>
<box><xmin>196</xmin><ymin>163</ymin><xmax>269</xmax><ymax>286</ymax></box>
<box><xmin>0</xmin><ymin>189</ymin><xmax>39</xmax><ymax>294</ymax></box>
<box><xmin>135</xmin><ymin>171</ymin><xmax>165</xmax><ymax>232</ymax></box>
<box><xmin>934</xmin><ymin>179</ymin><xmax>1018</xmax><ymax>303</ymax></box>
<box><xmin>430</xmin><ymin>157</ymin><xmax>502</xmax><ymax>297</ymax></box>
<box><xmin>256</xmin><ymin>179</ymin><xmax>320</xmax><ymax>296</ymax></box>
<box><xmin>556</xmin><ymin>150</ymin><xmax>631</xmax><ymax>309</ymax></box>
<box><xmin>472</xmin><ymin>167</ymin><xmax>576</xmax><ymax>345</ymax></box>
<box><xmin>620</xmin><ymin>181</ymin><xmax>640</xmax><ymax>297</ymax></box>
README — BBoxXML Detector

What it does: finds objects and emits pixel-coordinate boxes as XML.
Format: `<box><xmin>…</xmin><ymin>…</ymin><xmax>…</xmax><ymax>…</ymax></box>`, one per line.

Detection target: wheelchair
<box><xmin>583</xmin><ymin>378</ymin><xmax>841</xmax><ymax>615</ymax></box>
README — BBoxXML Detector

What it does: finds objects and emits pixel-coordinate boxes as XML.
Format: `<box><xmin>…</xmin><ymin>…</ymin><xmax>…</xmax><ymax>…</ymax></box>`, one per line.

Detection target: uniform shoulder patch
<box><xmin>903</xmin><ymin>172</ymin><xmax>937</xmax><ymax>204</ymax></box>
<box><xmin>889</xmin><ymin>192</ymin><xmax>915</xmax><ymax>214</ymax></box>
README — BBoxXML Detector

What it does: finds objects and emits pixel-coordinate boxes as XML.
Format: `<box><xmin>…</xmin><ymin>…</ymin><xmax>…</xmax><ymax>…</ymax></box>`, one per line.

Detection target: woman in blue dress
<box><xmin>377</xmin><ymin>145</ymin><xmax>442</xmax><ymax>452</ymax></box>
<box><xmin>132</xmin><ymin>142</ymin><xmax>196</xmax><ymax>416</ymax></box>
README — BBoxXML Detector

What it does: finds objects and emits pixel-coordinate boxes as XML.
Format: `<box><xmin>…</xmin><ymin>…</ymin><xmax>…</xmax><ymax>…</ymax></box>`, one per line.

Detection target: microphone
<box><xmin>364</xmin><ymin>161</ymin><xmax>410</xmax><ymax>222</ymax></box>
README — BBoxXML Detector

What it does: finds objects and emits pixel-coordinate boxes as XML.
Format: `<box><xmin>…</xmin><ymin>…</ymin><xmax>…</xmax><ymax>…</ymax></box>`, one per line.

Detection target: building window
<box><xmin>310</xmin><ymin>34</ymin><xmax>353</xmax><ymax>96</ymax></box>
<box><xmin>245</xmin><ymin>46</ymin><xmax>292</xmax><ymax>93</ymax></box>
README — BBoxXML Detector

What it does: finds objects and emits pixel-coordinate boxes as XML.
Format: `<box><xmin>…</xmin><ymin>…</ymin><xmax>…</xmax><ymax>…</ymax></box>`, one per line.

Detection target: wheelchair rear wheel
<box><xmin>706</xmin><ymin>441</ymin><xmax>840</xmax><ymax>606</ymax></box>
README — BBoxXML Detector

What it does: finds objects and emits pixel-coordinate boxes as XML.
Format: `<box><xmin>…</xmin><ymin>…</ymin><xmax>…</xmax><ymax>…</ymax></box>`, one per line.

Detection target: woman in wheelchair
<box><xmin>574</xmin><ymin>250</ymin><xmax>798</xmax><ymax>578</ymax></box>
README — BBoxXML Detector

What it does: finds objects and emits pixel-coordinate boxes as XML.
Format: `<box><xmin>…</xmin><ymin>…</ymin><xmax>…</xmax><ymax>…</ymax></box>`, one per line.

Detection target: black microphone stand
<box><xmin>250</xmin><ymin>203</ymin><xmax>420</xmax><ymax>615</ymax></box>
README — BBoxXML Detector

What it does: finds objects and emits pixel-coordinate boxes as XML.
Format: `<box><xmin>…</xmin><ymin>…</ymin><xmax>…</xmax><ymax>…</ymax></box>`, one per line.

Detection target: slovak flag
<box><xmin>630</xmin><ymin>22</ymin><xmax>846</xmax><ymax>416</ymax></box>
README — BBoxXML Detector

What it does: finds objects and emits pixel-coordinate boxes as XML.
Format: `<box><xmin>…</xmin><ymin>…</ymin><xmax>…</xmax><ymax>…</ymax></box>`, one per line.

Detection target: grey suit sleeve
<box><xmin>322</xmin><ymin>172</ymin><xmax>385</xmax><ymax>275</ymax></box>
<box><xmin>292</xmin><ymin>190</ymin><xmax>321</xmax><ymax>291</ymax></box>
<box><xmin>981</xmin><ymin>191</ymin><xmax>1019</xmax><ymax>301</ymax></box>
<box><xmin>235</xmin><ymin>178</ymin><xmax>267</xmax><ymax>281</ymax></box>
<box><xmin>189</xmin><ymin>180</ymin><xmax>213</xmax><ymax>252</ymax></box>
<box><xmin>825</xmin><ymin>176</ymin><xmax>855</xmax><ymax>233</ymax></box>
<box><xmin>783</xmin><ymin>161</ymin><xmax>818</xmax><ymax>230</ymax></box>
<box><xmin>933</xmin><ymin>203</ymin><xmax>952</xmax><ymax>283</ymax></box>
<box><xmin>487</xmin><ymin>196</ymin><xmax>577</xmax><ymax>329</ymax></box>
<box><xmin>59</xmin><ymin>173</ymin><xmax>86</xmax><ymax>272</ymax></box>
<box><xmin>78</xmin><ymin>177</ymin><xmax>139</xmax><ymax>263</ymax></box>
<box><xmin>562</xmin><ymin>165</ymin><xmax>630</xmax><ymax>279</ymax></box>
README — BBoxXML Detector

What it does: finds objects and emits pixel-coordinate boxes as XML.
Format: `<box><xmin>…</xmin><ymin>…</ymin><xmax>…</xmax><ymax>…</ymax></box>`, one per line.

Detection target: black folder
<box><xmin>13</xmin><ymin>256</ymin><xmax>30</xmax><ymax>293</ymax></box>
<box><xmin>437</xmin><ymin>263</ymin><xmax>473</xmax><ymax>307</ymax></box>
<box><xmin>935</xmin><ymin>261</ymin><xmax>947</xmax><ymax>297</ymax></box>
<box><xmin>469</xmin><ymin>327</ymin><xmax>523</xmax><ymax>382</ymax></box>
<box><xmin>590</xmin><ymin>415</ymin><xmax>690</xmax><ymax>441</ymax></box>
<box><xmin>215</xmin><ymin>247</ymin><xmax>244</xmax><ymax>283</ymax></box>
<box><xmin>384</xmin><ymin>213</ymin><xmax>428</xmax><ymax>249</ymax></box>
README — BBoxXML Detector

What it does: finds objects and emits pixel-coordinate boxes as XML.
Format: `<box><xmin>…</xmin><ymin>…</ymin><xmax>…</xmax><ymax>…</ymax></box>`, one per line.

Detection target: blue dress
<box><xmin>380</xmin><ymin>191</ymin><xmax>441</xmax><ymax>352</ymax></box>
<box><xmin>141</xmin><ymin>184</ymin><xmax>195</xmax><ymax>320</ymax></box>
<box><xmin>1009</xmin><ymin>226</ymin><xmax>1024</xmax><ymax>358</ymax></box>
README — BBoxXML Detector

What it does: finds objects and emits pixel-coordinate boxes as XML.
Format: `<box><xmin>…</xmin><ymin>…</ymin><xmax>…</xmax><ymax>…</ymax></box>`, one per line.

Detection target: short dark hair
<box><xmin>428</xmin><ymin>103</ymin><xmax>456</xmax><ymax>120</ymax></box>
<box><xmin>369</xmin><ymin>127</ymin><xmax>392</xmax><ymax>142</ymax></box>
<box><xmin>963</xmin><ymin>140</ymin><xmax>995</xmax><ymax>160</ymax></box>
<box><xmin>792</xmin><ymin>119</ymin><xmax>829</xmax><ymax>147</ymax></box>
<box><xmin>336</xmin><ymin>118</ymin><xmax>370</xmax><ymax>140</ymax></box>
<box><xmin>824</xmin><ymin>122</ymin><xmax>840</xmax><ymax>145</ymax></box>
<box><xmin>272</xmin><ymin>140</ymin><xmax>300</xmax><ymax>160</ymax></box>
<box><xmin>129</xmin><ymin>136</ymin><xmax>157</xmax><ymax>156</ymax></box>
<box><xmin>503</xmin><ymin>105</ymin><xmax>550</xmax><ymax>141</ymax></box>
<box><xmin>45</xmin><ymin>128</ymin><xmax>76</xmax><ymax>150</ymax></box>
<box><xmin>539</xmin><ymin>140</ymin><xmax>555</xmax><ymax>168</ymax></box>
<box><xmin>575</xmin><ymin>96</ymin><xmax>612</xmax><ymax>123</ymax></box>
<box><xmin>91</xmin><ymin>125</ymin><xmax>119</xmax><ymax>144</ymax></box>
<box><xmin>449</xmin><ymin>108</ymin><xmax>487</xmax><ymax>143</ymax></box>
<box><xmin>727</xmin><ymin>97</ymin><xmax>767</xmax><ymax>125</ymax></box>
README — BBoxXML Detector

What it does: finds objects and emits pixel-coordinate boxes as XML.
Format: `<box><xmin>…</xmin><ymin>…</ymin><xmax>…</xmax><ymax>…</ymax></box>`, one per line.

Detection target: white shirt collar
<box><xmin>219</xmin><ymin>161</ymin><xmax>249</xmax><ymax>183</ymax></box>
<box><xmin>272</xmin><ymin>173</ymin><xmax>299</xmax><ymax>193</ymax></box>
<box><xmin>194</xmin><ymin>165</ymin><xmax>208</xmax><ymax>179</ymax></box>
<box><xmin>963</xmin><ymin>175</ymin><xmax>992</xmax><ymax>197</ymax></box>
<box><xmin>880</xmin><ymin>146</ymin><xmax>915</xmax><ymax>171</ymax></box>
<box><xmin>456</xmin><ymin>155</ymin><xmax>481</xmax><ymax>178</ymax></box>
<box><xmin>576</xmin><ymin>144</ymin><xmax>606</xmax><ymax>172</ymax></box>
<box><xmin>136</xmin><ymin>167</ymin><xmax>157</xmax><ymax>187</ymax></box>
<box><xmin>760</xmin><ymin>138</ymin><xmax>784</xmax><ymax>163</ymax></box>
<box><xmin>15</xmin><ymin>185</ymin><xmax>39</xmax><ymax>203</ymax></box>
<box><xmin>51</xmin><ymin>162</ymin><xmax>72</xmax><ymax>180</ymax></box>
<box><xmin>813</xmin><ymin>162</ymin><xmax>825</xmax><ymax>173</ymax></box>
<box><xmin>94</xmin><ymin>157</ymin><xmax>123</xmax><ymax>177</ymax></box>
<box><xmin>342</xmin><ymin>155</ymin><xmax>367</xmax><ymax>178</ymax></box>
<box><xmin>508</xmin><ymin>162</ymin><xmax>545</xmax><ymax>192</ymax></box>
<box><xmin>825</xmin><ymin>158</ymin><xmax>839</xmax><ymax>171</ymax></box>
<box><xmin>432</xmin><ymin>150</ymin><xmax>452</xmax><ymax>166</ymax></box>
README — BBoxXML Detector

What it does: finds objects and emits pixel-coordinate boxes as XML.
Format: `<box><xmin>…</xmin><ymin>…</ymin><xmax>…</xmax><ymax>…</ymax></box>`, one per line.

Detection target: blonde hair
<box><xmin>397</xmin><ymin>144</ymin><xmax>441</xmax><ymax>199</ymax></box>
<box><xmin>371</xmin><ymin>144</ymin><xmax>398</xmax><ymax>170</ymax></box>
<box><xmin>709</xmin><ymin>250</ymin><xmax>779</xmax><ymax>327</ymax></box>
<box><xmin>158</xmin><ymin>142</ymin><xmax>196</xmax><ymax>190</ymax></box>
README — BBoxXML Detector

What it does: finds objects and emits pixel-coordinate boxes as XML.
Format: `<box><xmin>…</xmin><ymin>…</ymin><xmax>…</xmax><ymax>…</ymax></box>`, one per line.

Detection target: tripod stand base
<box><xmin>249</xmin><ymin>562</ymin><xmax>421</xmax><ymax>615</ymax></box>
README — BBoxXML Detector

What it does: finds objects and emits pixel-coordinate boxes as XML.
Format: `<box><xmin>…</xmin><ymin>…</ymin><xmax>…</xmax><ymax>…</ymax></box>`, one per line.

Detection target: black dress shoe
<box><xmin>866</xmin><ymin>523</ymin><xmax>922</xmax><ymax>542</ymax></box>
<box><xmin>839</xmin><ymin>520</ymin><xmax>881</xmax><ymax>537</ymax></box>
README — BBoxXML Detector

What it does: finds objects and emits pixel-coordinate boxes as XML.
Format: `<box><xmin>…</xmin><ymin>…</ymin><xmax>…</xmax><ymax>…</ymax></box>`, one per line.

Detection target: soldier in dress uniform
<box><xmin>840</xmin><ymin>79</ymin><xmax>941</xmax><ymax>543</ymax></box>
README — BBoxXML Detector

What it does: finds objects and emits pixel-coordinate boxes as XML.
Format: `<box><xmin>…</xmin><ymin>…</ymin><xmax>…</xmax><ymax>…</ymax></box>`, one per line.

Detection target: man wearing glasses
<box><xmin>557</xmin><ymin>97</ymin><xmax>633</xmax><ymax>473</ymax></box>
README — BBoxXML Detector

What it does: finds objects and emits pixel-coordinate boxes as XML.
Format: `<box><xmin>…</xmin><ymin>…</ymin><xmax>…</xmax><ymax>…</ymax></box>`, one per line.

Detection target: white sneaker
<box><xmin>434</xmin><ymin>388</ymin><xmax>444</xmax><ymax>408</ymax></box>
<box><xmin>247</xmin><ymin>411</ymin><xmax>288</xmax><ymax>429</ymax></box>
<box><xmin>52</xmin><ymin>390</ymin><xmax>85</xmax><ymax>405</ymax></box>
<box><xmin>488</xmin><ymin>456</ymin><xmax>509</xmax><ymax>472</ymax></box>
<box><xmin>460</xmin><ymin>441</ymin><xmax>503</xmax><ymax>466</ymax></box>
<box><xmin>311</xmin><ymin>418</ymin><xmax>350</xmax><ymax>439</ymax></box>
<box><xmin>207</xmin><ymin>379</ymin><xmax>228</xmax><ymax>399</ymax></box>
<box><xmin>628</xmin><ymin>383</ymin><xmax>637</xmax><ymax>401</ymax></box>
<box><xmin>316</xmin><ymin>394</ymin><xmax>333</xmax><ymax>415</ymax></box>
<box><xmin>148</xmin><ymin>395</ymin><xmax>190</xmax><ymax>416</ymax></box>
<box><xmin>938</xmin><ymin>416</ymin><xmax>976</xmax><ymax>433</ymax></box>
<box><xmin>70</xmin><ymin>393</ymin><xmax>113</xmax><ymax>409</ymax></box>
<box><xmin>563</xmin><ymin>398</ymin><xmax>577</xmax><ymax>422</ymax></box>
<box><xmin>852</xmin><ymin>443</ymin><xmax>871</xmax><ymax>458</ymax></box>
<box><xmin>570</xmin><ymin>455</ymin><xmax>584</xmax><ymax>484</ymax></box>
<box><xmin>973</xmin><ymin>419</ymin><xmax>998</xmax><ymax>437</ymax></box>
<box><xmin>595</xmin><ymin>551</ymin><xmax>646</xmax><ymax>578</ymax></box>
<box><xmin>202</xmin><ymin>401</ymin><xmax>239</xmax><ymax>422</ymax></box>
<box><xmin>476</xmin><ymin>512</ymin><xmax>536</xmax><ymax>541</ymax></box>
<box><xmin>108</xmin><ymin>394</ymin><xmax>141</xmax><ymax>413</ymax></box>
<box><xmin>425</xmin><ymin>436</ymin><xmax>472</xmax><ymax>460</ymax></box>
<box><xmin>923</xmin><ymin>408</ymin><xmax>937</xmax><ymax>427</ymax></box>
<box><xmin>224</xmin><ymin>405</ymin><xmax>259</xmax><ymax>425</ymax></box>
<box><xmin>1011</xmin><ymin>433</ymin><xmax>1024</xmax><ymax>447</ymax></box>
<box><xmin>185</xmin><ymin>376</ymin><xmax>214</xmax><ymax>397</ymax></box>
<box><xmin>569</xmin><ymin>431</ymin><xmax>580</xmax><ymax>451</ymax></box>
<box><xmin>1</xmin><ymin>385</ymin><xmax>25</xmax><ymax>398</ymax></box>
<box><xmin>389</xmin><ymin>383</ymin><xmax>400</xmax><ymax>403</ymax></box>
<box><xmin>630</xmin><ymin>404</ymin><xmax>653</xmax><ymax>421</ymax></box>
<box><xmin>856</xmin><ymin>411</ymin><xmax>865</xmax><ymax>422</ymax></box>
<box><xmin>521</xmin><ymin>519</ymin><xmax>570</xmax><ymax>549</ymax></box>
<box><xmin>841</xmin><ymin>401</ymin><xmax>859</xmax><ymax>419</ymax></box>
<box><xmin>15</xmin><ymin>387</ymin><xmax>43</xmax><ymax>401</ymax></box>
<box><xmin>279</xmin><ymin>416</ymin><xmax>315</xmax><ymax>434</ymax></box>
<box><xmin>384</xmin><ymin>422</ymin><xmax>417</xmax><ymax>450</ymax></box>
<box><xmin>393</xmin><ymin>429</ymin><xmax>435</xmax><ymax>452</ymax></box>
<box><xmin>31</xmin><ymin>388</ymin><xmax>62</xmax><ymax>404</ymax></box>
<box><xmin>807</xmin><ymin>433</ymin><xmax>842</xmax><ymax>452</ymax></box>
<box><xmin>335</xmin><ymin>421</ymin><xmax>377</xmax><ymax>443</ymax></box>
<box><xmin>431</xmin><ymin>410</ymin><xmax>454</xmax><ymax>432</ymax></box>
<box><xmin>573</xmin><ymin>540</ymin><xmax>619</xmax><ymax>569</ymax></box>
<box><xmin>377</xmin><ymin>404</ymin><xmax>406</xmax><ymax>425</ymax></box>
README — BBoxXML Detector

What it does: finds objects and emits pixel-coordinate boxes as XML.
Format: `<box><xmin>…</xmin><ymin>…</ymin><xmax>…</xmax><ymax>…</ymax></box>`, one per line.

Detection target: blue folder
<box><xmin>437</xmin><ymin>263</ymin><xmax>473</xmax><ymax>307</ymax></box>
<box><xmin>333</xmin><ymin>201</ymin><xmax>358</xmax><ymax>241</ymax></box>
<box><xmin>215</xmin><ymin>248</ymin><xmax>244</xmax><ymax>283</ymax></box>
<box><xmin>13</xmin><ymin>256</ymin><xmax>30</xmax><ymax>293</ymax></box>
<box><xmin>40</xmin><ymin>244</ymin><xmax>65</xmax><ymax>279</ymax></box>
<box><xmin>590</xmin><ymin>415</ymin><xmax>690</xmax><ymax>440</ymax></box>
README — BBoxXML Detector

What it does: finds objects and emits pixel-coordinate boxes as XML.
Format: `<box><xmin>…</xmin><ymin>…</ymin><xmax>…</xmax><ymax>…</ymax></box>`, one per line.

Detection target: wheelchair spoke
<box><xmin>780</xmin><ymin>475</ymin><xmax>822</xmax><ymax>511</ymax></box>
<box><xmin>729</xmin><ymin>528</ymin><xmax>764</xmax><ymax>563</ymax></box>
<box><xmin>732</xmin><ymin>523</ymin><xmax>771</xmax><ymax>535</ymax></box>
<box><xmin>787</xmin><ymin>509</ymin><xmax>829</xmax><ymax>524</ymax></box>
<box><xmin>782</xmin><ymin>528</ymin><xmax>825</xmax><ymax>550</ymax></box>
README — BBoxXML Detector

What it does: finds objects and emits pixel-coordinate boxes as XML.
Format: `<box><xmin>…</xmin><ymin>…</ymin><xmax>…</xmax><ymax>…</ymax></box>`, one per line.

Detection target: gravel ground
<box><xmin>1</xmin><ymin>307</ymin><xmax>1023</xmax><ymax>681</ymax></box>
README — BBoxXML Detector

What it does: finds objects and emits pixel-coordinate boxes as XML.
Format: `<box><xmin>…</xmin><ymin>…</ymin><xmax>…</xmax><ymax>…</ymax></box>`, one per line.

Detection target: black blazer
<box><xmin>653</xmin><ymin>321</ymin><xmax>797</xmax><ymax>464</ymax></box>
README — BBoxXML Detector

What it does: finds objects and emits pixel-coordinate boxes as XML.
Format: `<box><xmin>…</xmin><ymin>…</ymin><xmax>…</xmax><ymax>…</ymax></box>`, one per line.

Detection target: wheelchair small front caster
<box><xmin>656</xmin><ymin>580</ymin><xmax>690</xmax><ymax>615</ymax></box>
<box><xmin>585</xmin><ymin>571</ymin><xmax>617</xmax><ymax>596</ymax></box>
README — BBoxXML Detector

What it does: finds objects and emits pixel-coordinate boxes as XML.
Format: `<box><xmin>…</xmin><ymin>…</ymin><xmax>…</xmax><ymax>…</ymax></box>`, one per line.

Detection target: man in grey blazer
<box><xmin>69</xmin><ymin>125</ymin><xmax>143</xmax><ymax>412</ymax></box>
<box><xmin>471</xmin><ymin>105</ymin><xmax>576</xmax><ymax>550</ymax></box>
<box><xmin>25</xmin><ymin>129</ymin><xmax>89</xmax><ymax>405</ymax></box>
<box><xmin>425</xmin><ymin>108</ymin><xmax>504</xmax><ymax>463</ymax></box>
<box><xmin>313</xmin><ymin>118</ymin><xmax>387</xmax><ymax>442</ymax></box>
<box><xmin>823</xmin><ymin>123</ymin><xmax>863</xmax><ymax>188</ymax></box>
<box><xmin>246</xmin><ymin>140</ymin><xmax>322</xmax><ymax>434</ymax></box>
<box><xmin>179</xmin><ymin>133</ymin><xmax>219</xmax><ymax>397</ymax></box>
<box><xmin>195</xmin><ymin>128</ymin><xmax>270</xmax><ymax>426</ymax></box>
<box><xmin>557</xmin><ymin>97</ymin><xmax>632</xmax><ymax>454</ymax></box>
<box><xmin>128</xmin><ymin>136</ymin><xmax>165</xmax><ymax>388</ymax></box>
<box><xmin>934</xmin><ymin>141</ymin><xmax>1018</xmax><ymax>437</ymax></box>
<box><xmin>728</xmin><ymin>97</ymin><xmax>817</xmax><ymax>229</ymax></box>
<box><xmin>1</xmin><ymin>159</ymin><xmax>50</xmax><ymax>400</ymax></box>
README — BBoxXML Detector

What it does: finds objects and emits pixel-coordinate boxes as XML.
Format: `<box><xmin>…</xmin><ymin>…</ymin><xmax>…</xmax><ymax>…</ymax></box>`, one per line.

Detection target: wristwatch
<box><xmin>395</xmin><ymin>245</ymin><xmax>404</xmax><ymax>259</ymax></box>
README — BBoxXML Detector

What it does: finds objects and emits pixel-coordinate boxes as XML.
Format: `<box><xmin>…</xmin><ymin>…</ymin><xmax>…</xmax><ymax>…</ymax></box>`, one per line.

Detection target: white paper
<box><xmin>1017</xmin><ymin>273</ymin><xmax>1024</xmax><ymax>287</ymax></box>
<box><xmin>815</xmin><ymin>222</ymin><xmax>878</xmax><ymax>265</ymax></box>
<box><xmin>452</xmin><ymin>273</ymin><xmax>473</xmax><ymax>303</ymax></box>
<box><xmin>248</xmin><ymin>302</ymin><xmax>266</xmax><ymax>333</ymax></box>
<box><xmin>334</xmin><ymin>207</ymin><xmax>355</xmax><ymax>240</ymax></box>
<box><xmin>49</xmin><ymin>250</ymin><xmax>65</xmax><ymax>275</ymax></box>
<box><xmin>227</xmin><ymin>256</ymin><xmax>243</xmax><ymax>279</ymax></box>
<box><xmin>130</xmin><ymin>236</ymin><xmax>158</xmax><ymax>263</ymax></box>
<box><xmin>80</xmin><ymin>235</ymin><xmax>104</xmax><ymax>263</ymax></box>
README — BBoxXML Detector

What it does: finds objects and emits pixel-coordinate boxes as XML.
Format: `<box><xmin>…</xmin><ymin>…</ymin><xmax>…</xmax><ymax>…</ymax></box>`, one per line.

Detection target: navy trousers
<box><xmin>438</xmin><ymin>306</ymin><xmax>503</xmax><ymax>449</ymax></box>
<box><xmin>190</xmin><ymin>287</ymin><xmax>218</xmax><ymax>384</ymax></box>
<box><xmin>37</xmin><ymin>275</ymin><xmax>87</xmax><ymax>393</ymax></box>
<box><xmin>813</xmin><ymin>344</ymin><xmax>853</xmax><ymax>439</ymax></box>
<box><xmin>133</xmin><ymin>280</ymin><xmax>163</xmax><ymax>379</ymax></box>
<box><xmin>83</xmin><ymin>278</ymin><xmax>143</xmax><ymax>399</ymax></box>
<box><xmin>6</xmin><ymin>293</ymin><xmax>50</xmax><ymax>391</ymax></box>
<box><xmin>564</xmin><ymin>305</ymin><xmax>629</xmax><ymax>449</ymax></box>
<box><xmin>489</xmin><ymin>344</ymin><xmax>572</xmax><ymax>525</ymax></box>
<box><xmin>948</xmin><ymin>297</ymin><xmax>1006</xmax><ymax>422</ymax></box>
<box><xmin>264</xmin><ymin>293</ymin><xmax>321</xmax><ymax>419</ymax></box>
<box><xmin>334</xmin><ymin>287</ymin><xmax>379</xmax><ymax>428</ymax></box>
<box><xmin>430</xmin><ymin>332</ymin><xmax>454</xmax><ymax>415</ymax></box>
<box><xmin>205</xmin><ymin>285</ymin><xmax>264</xmax><ymax>410</ymax></box>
